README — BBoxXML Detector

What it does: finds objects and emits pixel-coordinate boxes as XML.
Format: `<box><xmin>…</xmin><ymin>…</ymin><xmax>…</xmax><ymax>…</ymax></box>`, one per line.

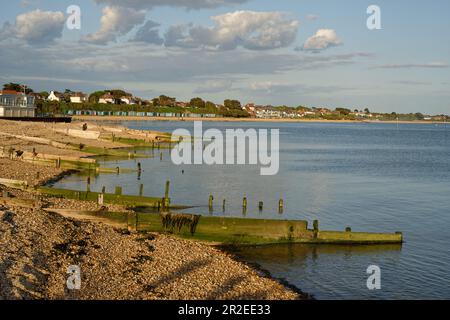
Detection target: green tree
<box><xmin>189</xmin><ymin>97</ymin><xmax>206</xmax><ymax>109</ymax></box>
<box><xmin>205</xmin><ymin>101</ymin><xmax>217</xmax><ymax>112</ymax></box>
<box><xmin>89</xmin><ymin>91</ymin><xmax>107</xmax><ymax>103</ymax></box>
<box><xmin>224</xmin><ymin>99</ymin><xmax>241</xmax><ymax>110</ymax></box>
<box><xmin>3</xmin><ymin>83</ymin><xmax>33</xmax><ymax>94</ymax></box>
<box><xmin>153</xmin><ymin>95</ymin><xmax>176</xmax><ymax>107</ymax></box>
<box><xmin>335</xmin><ymin>107</ymin><xmax>351</xmax><ymax>115</ymax></box>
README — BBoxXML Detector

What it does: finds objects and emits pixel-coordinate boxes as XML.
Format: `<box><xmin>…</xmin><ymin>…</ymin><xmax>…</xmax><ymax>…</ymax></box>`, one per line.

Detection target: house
<box><xmin>48</xmin><ymin>91</ymin><xmax>62</xmax><ymax>102</ymax></box>
<box><xmin>0</xmin><ymin>90</ymin><xmax>36</xmax><ymax>118</ymax></box>
<box><xmin>69</xmin><ymin>92</ymin><xmax>88</xmax><ymax>103</ymax></box>
<box><xmin>120</xmin><ymin>95</ymin><xmax>136</xmax><ymax>105</ymax></box>
<box><xmin>254</xmin><ymin>106</ymin><xmax>282</xmax><ymax>118</ymax></box>
<box><xmin>175</xmin><ymin>101</ymin><xmax>188</xmax><ymax>108</ymax></box>
<box><xmin>99</xmin><ymin>93</ymin><xmax>116</xmax><ymax>104</ymax></box>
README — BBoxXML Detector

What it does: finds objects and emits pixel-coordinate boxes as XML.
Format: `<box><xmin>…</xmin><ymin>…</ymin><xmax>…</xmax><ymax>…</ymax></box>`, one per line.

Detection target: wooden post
<box><xmin>160</xmin><ymin>152</ymin><xmax>163</xmax><ymax>161</ymax></box>
<box><xmin>139</xmin><ymin>184</ymin><xmax>144</xmax><ymax>197</ymax></box>
<box><xmin>222</xmin><ymin>199</ymin><xmax>226</xmax><ymax>212</ymax></box>
<box><xmin>102</xmin><ymin>186</ymin><xmax>106</xmax><ymax>194</ymax></box>
<box><xmin>313</xmin><ymin>220</ymin><xmax>319</xmax><ymax>239</ymax></box>
<box><xmin>115</xmin><ymin>186</ymin><xmax>122</xmax><ymax>196</ymax></box>
<box><xmin>165</xmin><ymin>181</ymin><xmax>170</xmax><ymax>199</ymax></box>
<box><xmin>116</xmin><ymin>167</ymin><xmax>120</xmax><ymax>174</ymax></box>
<box><xmin>137</xmin><ymin>162</ymin><xmax>142</xmax><ymax>172</ymax></box>
<box><xmin>135</xmin><ymin>213</ymin><xmax>139</xmax><ymax>232</ymax></box>
<box><xmin>163</xmin><ymin>181</ymin><xmax>170</xmax><ymax>209</ymax></box>
<box><xmin>278</xmin><ymin>199</ymin><xmax>284</xmax><ymax>214</ymax></box>
<box><xmin>98</xmin><ymin>193</ymin><xmax>104</xmax><ymax>205</ymax></box>
<box><xmin>242</xmin><ymin>197</ymin><xmax>247</xmax><ymax>214</ymax></box>
<box><xmin>209</xmin><ymin>195</ymin><xmax>214</xmax><ymax>211</ymax></box>
<box><xmin>86</xmin><ymin>177</ymin><xmax>91</xmax><ymax>193</ymax></box>
<box><xmin>258</xmin><ymin>201</ymin><xmax>263</xmax><ymax>211</ymax></box>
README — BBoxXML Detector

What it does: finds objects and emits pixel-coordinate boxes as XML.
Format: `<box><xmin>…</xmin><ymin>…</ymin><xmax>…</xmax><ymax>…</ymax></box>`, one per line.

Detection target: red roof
<box><xmin>0</xmin><ymin>90</ymin><xmax>22</xmax><ymax>95</ymax></box>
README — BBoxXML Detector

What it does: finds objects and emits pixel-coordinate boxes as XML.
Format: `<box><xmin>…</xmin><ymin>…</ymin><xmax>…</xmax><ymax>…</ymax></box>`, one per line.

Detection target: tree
<box><xmin>364</xmin><ymin>108</ymin><xmax>370</xmax><ymax>113</ymax></box>
<box><xmin>3</xmin><ymin>83</ymin><xmax>33</xmax><ymax>94</ymax></box>
<box><xmin>153</xmin><ymin>95</ymin><xmax>176</xmax><ymax>107</ymax></box>
<box><xmin>205</xmin><ymin>101</ymin><xmax>217</xmax><ymax>112</ymax></box>
<box><xmin>39</xmin><ymin>91</ymin><xmax>49</xmax><ymax>99</ymax></box>
<box><xmin>224</xmin><ymin>99</ymin><xmax>241</xmax><ymax>110</ymax></box>
<box><xmin>415</xmin><ymin>112</ymin><xmax>424</xmax><ymax>120</ymax></box>
<box><xmin>89</xmin><ymin>91</ymin><xmax>108</xmax><ymax>103</ymax></box>
<box><xmin>335</xmin><ymin>107</ymin><xmax>351</xmax><ymax>115</ymax></box>
<box><xmin>189</xmin><ymin>97</ymin><xmax>206</xmax><ymax>109</ymax></box>
<box><xmin>297</xmin><ymin>105</ymin><xmax>312</xmax><ymax>112</ymax></box>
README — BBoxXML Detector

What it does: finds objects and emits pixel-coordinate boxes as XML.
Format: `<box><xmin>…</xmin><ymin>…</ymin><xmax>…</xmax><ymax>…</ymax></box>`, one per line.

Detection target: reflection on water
<box><xmin>53</xmin><ymin>121</ymin><xmax>450</xmax><ymax>299</ymax></box>
<box><xmin>229</xmin><ymin>243</ymin><xmax>404</xmax><ymax>300</ymax></box>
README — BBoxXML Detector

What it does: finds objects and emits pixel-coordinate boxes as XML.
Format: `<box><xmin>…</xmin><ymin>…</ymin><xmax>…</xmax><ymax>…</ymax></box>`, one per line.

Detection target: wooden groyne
<box><xmin>132</xmin><ymin>213</ymin><xmax>404</xmax><ymax>245</ymax></box>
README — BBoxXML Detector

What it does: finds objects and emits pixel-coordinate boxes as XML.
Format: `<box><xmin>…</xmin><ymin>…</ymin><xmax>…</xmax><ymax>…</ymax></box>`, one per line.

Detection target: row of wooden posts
<box><xmin>208</xmin><ymin>194</ymin><xmax>284</xmax><ymax>214</ymax></box>
<box><xmin>86</xmin><ymin>178</ymin><xmax>171</xmax><ymax>211</ymax></box>
<box><xmin>86</xmin><ymin>175</ymin><xmax>285</xmax><ymax>215</ymax></box>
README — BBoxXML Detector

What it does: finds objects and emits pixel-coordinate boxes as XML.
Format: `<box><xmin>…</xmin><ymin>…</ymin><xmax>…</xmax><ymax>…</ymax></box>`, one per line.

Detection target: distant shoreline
<box><xmin>73</xmin><ymin>115</ymin><xmax>448</xmax><ymax>125</ymax></box>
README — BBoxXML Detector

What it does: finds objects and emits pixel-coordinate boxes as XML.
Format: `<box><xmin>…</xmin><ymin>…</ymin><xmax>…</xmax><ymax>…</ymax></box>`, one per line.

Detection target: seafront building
<box><xmin>0</xmin><ymin>90</ymin><xmax>36</xmax><ymax>117</ymax></box>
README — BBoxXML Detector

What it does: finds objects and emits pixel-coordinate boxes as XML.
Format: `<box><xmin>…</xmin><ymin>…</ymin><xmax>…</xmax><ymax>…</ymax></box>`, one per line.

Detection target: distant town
<box><xmin>0</xmin><ymin>82</ymin><xmax>448</xmax><ymax>122</ymax></box>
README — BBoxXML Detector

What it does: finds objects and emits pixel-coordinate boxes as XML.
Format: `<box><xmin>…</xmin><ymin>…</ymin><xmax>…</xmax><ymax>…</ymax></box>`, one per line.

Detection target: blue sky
<box><xmin>0</xmin><ymin>0</ymin><xmax>449</xmax><ymax>114</ymax></box>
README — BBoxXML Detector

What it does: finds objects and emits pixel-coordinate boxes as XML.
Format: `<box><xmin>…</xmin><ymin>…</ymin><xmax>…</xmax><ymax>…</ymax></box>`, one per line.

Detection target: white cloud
<box><xmin>194</xmin><ymin>79</ymin><xmax>233</xmax><ymax>93</ymax></box>
<box><xmin>249</xmin><ymin>81</ymin><xmax>298</xmax><ymax>94</ymax></box>
<box><xmin>93</xmin><ymin>0</ymin><xmax>248</xmax><ymax>10</ymax></box>
<box><xmin>306</xmin><ymin>14</ymin><xmax>319</xmax><ymax>21</ymax></box>
<box><xmin>83</xmin><ymin>6</ymin><xmax>146</xmax><ymax>44</ymax></box>
<box><xmin>302</xmin><ymin>29</ymin><xmax>342</xmax><ymax>52</ymax></box>
<box><xmin>164</xmin><ymin>10</ymin><xmax>299</xmax><ymax>50</ymax></box>
<box><xmin>0</xmin><ymin>9</ymin><xmax>65</xmax><ymax>44</ymax></box>
<box><xmin>374</xmin><ymin>62</ymin><xmax>449</xmax><ymax>69</ymax></box>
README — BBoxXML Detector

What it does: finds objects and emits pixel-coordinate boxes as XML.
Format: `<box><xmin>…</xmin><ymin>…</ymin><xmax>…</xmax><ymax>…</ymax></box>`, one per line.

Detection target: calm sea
<box><xmin>54</xmin><ymin>121</ymin><xmax>450</xmax><ymax>299</ymax></box>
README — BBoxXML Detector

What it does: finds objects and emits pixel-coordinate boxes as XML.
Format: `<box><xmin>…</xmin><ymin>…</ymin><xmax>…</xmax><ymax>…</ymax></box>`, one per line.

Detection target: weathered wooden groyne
<box><xmin>130</xmin><ymin>213</ymin><xmax>404</xmax><ymax>245</ymax></box>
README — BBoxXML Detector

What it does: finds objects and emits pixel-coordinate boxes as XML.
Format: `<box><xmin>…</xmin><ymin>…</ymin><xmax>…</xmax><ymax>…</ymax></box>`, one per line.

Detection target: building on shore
<box><xmin>0</xmin><ymin>90</ymin><xmax>36</xmax><ymax>117</ymax></box>
<box><xmin>69</xmin><ymin>92</ymin><xmax>88</xmax><ymax>103</ymax></box>
<box><xmin>48</xmin><ymin>91</ymin><xmax>63</xmax><ymax>102</ymax></box>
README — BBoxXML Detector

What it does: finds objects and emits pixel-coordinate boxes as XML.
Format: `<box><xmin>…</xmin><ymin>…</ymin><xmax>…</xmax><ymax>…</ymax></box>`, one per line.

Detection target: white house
<box><xmin>48</xmin><ymin>91</ymin><xmax>62</xmax><ymax>102</ymax></box>
<box><xmin>69</xmin><ymin>92</ymin><xmax>88</xmax><ymax>103</ymax></box>
<box><xmin>120</xmin><ymin>96</ymin><xmax>136</xmax><ymax>105</ymax></box>
<box><xmin>99</xmin><ymin>93</ymin><xmax>115</xmax><ymax>104</ymax></box>
<box><xmin>0</xmin><ymin>90</ymin><xmax>36</xmax><ymax>118</ymax></box>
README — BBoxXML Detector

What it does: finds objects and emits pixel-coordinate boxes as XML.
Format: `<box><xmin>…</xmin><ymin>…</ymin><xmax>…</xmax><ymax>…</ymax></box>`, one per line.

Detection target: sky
<box><xmin>0</xmin><ymin>0</ymin><xmax>449</xmax><ymax>114</ymax></box>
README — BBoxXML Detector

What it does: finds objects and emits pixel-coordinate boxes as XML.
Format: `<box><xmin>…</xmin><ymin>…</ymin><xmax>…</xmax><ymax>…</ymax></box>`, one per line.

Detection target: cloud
<box><xmin>248</xmin><ymin>81</ymin><xmax>298</xmax><ymax>94</ymax></box>
<box><xmin>373</xmin><ymin>62</ymin><xmax>449</xmax><ymax>69</ymax></box>
<box><xmin>194</xmin><ymin>79</ymin><xmax>233</xmax><ymax>93</ymax></box>
<box><xmin>393</xmin><ymin>80</ymin><xmax>432</xmax><ymax>85</ymax></box>
<box><xmin>163</xmin><ymin>11</ymin><xmax>299</xmax><ymax>50</ymax></box>
<box><xmin>301</xmin><ymin>29</ymin><xmax>342</xmax><ymax>52</ymax></box>
<box><xmin>306</xmin><ymin>14</ymin><xmax>319</xmax><ymax>21</ymax></box>
<box><xmin>133</xmin><ymin>20</ymin><xmax>164</xmax><ymax>44</ymax></box>
<box><xmin>0</xmin><ymin>9</ymin><xmax>65</xmax><ymax>44</ymax></box>
<box><xmin>83</xmin><ymin>6</ymin><xmax>146</xmax><ymax>44</ymax></box>
<box><xmin>93</xmin><ymin>0</ymin><xmax>249</xmax><ymax>10</ymax></box>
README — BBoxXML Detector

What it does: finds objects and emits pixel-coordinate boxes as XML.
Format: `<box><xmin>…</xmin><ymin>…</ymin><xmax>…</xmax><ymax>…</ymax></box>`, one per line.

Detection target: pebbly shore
<box><xmin>0</xmin><ymin>119</ymin><xmax>303</xmax><ymax>300</ymax></box>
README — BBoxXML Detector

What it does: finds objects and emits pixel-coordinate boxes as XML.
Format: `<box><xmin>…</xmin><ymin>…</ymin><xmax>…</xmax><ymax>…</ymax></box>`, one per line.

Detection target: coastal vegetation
<box><xmin>4</xmin><ymin>83</ymin><xmax>448</xmax><ymax>121</ymax></box>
